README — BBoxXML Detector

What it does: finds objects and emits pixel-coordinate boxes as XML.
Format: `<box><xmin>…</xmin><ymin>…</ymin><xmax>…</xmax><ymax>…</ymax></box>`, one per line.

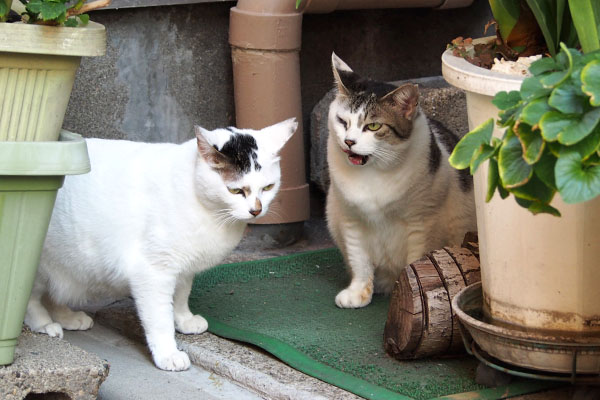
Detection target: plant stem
<box><xmin>67</xmin><ymin>0</ymin><xmax>111</xmax><ymax>16</ymax></box>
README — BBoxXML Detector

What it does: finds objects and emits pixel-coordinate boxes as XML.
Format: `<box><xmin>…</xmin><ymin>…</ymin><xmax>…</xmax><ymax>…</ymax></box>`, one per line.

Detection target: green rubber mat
<box><xmin>189</xmin><ymin>248</ymin><xmax>559</xmax><ymax>400</ymax></box>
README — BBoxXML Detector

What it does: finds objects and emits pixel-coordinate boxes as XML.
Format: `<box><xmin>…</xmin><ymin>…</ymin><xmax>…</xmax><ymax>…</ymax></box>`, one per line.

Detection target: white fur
<box><xmin>326</xmin><ymin>81</ymin><xmax>476</xmax><ymax>308</ymax></box>
<box><xmin>25</xmin><ymin>118</ymin><xmax>297</xmax><ymax>371</ymax></box>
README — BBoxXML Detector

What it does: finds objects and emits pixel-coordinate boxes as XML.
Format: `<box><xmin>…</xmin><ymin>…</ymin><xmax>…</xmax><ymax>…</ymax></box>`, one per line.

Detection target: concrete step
<box><xmin>62</xmin><ymin>324</ymin><xmax>262</xmax><ymax>400</ymax></box>
<box><xmin>0</xmin><ymin>328</ymin><xmax>108</xmax><ymax>400</ymax></box>
<box><xmin>89</xmin><ymin>299</ymin><xmax>361</xmax><ymax>400</ymax></box>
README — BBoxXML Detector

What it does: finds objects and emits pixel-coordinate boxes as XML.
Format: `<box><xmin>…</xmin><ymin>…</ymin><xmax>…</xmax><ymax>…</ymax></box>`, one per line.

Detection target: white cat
<box><xmin>25</xmin><ymin>118</ymin><xmax>297</xmax><ymax>371</ymax></box>
<box><xmin>326</xmin><ymin>53</ymin><xmax>476</xmax><ymax>308</ymax></box>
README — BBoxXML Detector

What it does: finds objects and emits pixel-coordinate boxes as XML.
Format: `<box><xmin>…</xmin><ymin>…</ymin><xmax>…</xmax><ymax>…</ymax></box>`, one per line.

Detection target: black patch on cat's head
<box><xmin>337</xmin><ymin>70</ymin><xmax>397</xmax><ymax>112</ymax></box>
<box><xmin>218</xmin><ymin>133</ymin><xmax>261</xmax><ymax>174</ymax></box>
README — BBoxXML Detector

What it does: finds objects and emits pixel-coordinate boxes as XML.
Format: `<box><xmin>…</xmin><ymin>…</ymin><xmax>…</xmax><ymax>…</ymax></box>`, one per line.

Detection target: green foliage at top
<box><xmin>450</xmin><ymin>45</ymin><xmax>600</xmax><ymax>216</ymax></box>
<box><xmin>0</xmin><ymin>0</ymin><xmax>11</xmax><ymax>21</ymax></box>
<box><xmin>488</xmin><ymin>0</ymin><xmax>599</xmax><ymax>58</ymax></box>
<box><xmin>569</xmin><ymin>0</ymin><xmax>600</xmax><ymax>53</ymax></box>
<box><xmin>19</xmin><ymin>0</ymin><xmax>89</xmax><ymax>26</ymax></box>
<box><xmin>489</xmin><ymin>0</ymin><xmax>520</xmax><ymax>42</ymax></box>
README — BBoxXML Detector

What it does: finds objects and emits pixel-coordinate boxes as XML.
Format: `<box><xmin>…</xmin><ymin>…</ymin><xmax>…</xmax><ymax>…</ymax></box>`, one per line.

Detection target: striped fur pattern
<box><xmin>325</xmin><ymin>53</ymin><xmax>476</xmax><ymax>308</ymax></box>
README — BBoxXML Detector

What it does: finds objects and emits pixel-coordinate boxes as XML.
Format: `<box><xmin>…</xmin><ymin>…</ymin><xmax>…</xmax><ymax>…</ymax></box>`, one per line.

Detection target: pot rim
<box><xmin>441</xmin><ymin>37</ymin><xmax>525</xmax><ymax>96</ymax></box>
<box><xmin>452</xmin><ymin>282</ymin><xmax>600</xmax><ymax>346</ymax></box>
<box><xmin>0</xmin><ymin>20</ymin><xmax>106</xmax><ymax>57</ymax></box>
<box><xmin>0</xmin><ymin>130</ymin><xmax>90</xmax><ymax>176</ymax></box>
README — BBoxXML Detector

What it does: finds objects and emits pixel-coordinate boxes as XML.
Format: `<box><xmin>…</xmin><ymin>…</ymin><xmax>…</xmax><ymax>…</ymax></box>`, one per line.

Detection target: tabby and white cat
<box><xmin>326</xmin><ymin>53</ymin><xmax>476</xmax><ymax>308</ymax></box>
<box><xmin>25</xmin><ymin>118</ymin><xmax>297</xmax><ymax>371</ymax></box>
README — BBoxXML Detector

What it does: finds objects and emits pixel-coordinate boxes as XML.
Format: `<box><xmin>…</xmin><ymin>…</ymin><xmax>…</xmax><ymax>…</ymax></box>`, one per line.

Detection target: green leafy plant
<box><xmin>449</xmin><ymin>45</ymin><xmax>600</xmax><ymax>216</ymax></box>
<box><xmin>1</xmin><ymin>0</ymin><xmax>110</xmax><ymax>26</ymax></box>
<box><xmin>0</xmin><ymin>0</ymin><xmax>12</xmax><ymax>21</ymax></box>
<box><xmin>450</xmin><ymin>0</ymin><xmax>600</xmax><ymax>68</ymax></box>
<box><xmin>490</xmin><ymin>0</ymin><xmax>578</xmax><ymax>58</ymax></box>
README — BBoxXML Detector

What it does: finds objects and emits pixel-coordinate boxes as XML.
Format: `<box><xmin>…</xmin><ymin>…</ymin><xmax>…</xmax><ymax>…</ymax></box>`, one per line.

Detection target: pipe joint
<box><xmin>229</xmin><ymin>7</ymin><xmax>303</xmax><ymax>51</ymax></box>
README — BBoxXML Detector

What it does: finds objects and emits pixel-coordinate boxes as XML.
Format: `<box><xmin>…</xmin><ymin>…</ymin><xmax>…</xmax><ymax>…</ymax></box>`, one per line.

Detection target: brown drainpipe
<box><xmin>229</xmin><ymin>0</ymin><xmax>307</xmax><ymax>225</ymax></box>
<box><xmin>229</xmin><ymin>0</ymin><xmax>473</xmax><ymax>225</ymax></box>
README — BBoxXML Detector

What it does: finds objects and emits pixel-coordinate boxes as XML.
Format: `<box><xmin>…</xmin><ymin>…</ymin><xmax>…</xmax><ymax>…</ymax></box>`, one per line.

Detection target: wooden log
<box><xmin>417</xmin><ymin>259</ymin><xmax>452</xmax><ymax>358</ymax></box>
<box><xmin>384</xmin><ymin>264</ymin><xmax>422</xmax><ymax>358</ymax></box>
<box><xmin>384</xmin><ymin>237</ymin><xmax>481</xmax><ymax>360</ymax></box>
<box><xmin>444</xmin><ymin>246</ymin><xmax>481</xmax><ymax>286</ymax></box>
<box><xmin>384</xmin><ymin>256</ymin><xmax>452</xmax><ymax>359</ymax></box>
<box><xmin>461</xmin><ymin>231</ymin><xmax>479</xmax><ymax>260</ymax></box>
<box><xmin>429</xmin><ymin>249</ymin><xmax>466</xmax><ymax>354</ymax></box>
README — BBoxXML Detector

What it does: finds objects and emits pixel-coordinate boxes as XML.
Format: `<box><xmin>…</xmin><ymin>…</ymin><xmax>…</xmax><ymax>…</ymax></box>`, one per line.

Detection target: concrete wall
<box><xmin>63</xmin><ymin>0</ymin><xmax>492</xmax><ymax>144</ymax></box>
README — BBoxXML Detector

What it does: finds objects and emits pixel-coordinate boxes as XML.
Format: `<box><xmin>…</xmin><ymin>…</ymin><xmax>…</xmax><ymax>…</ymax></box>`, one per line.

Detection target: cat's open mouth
<box><xmin>343</xmin><ymin>149</ymin><xmax>369</xmax><ymax>165</ymax></box>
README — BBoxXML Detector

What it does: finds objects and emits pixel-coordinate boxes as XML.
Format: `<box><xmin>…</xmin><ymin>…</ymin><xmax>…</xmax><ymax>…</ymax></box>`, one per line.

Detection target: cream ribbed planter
<box><xmin>442</xmin><ymin>47</ymin><xmax>600</xmax><ymax>340</ymax></box>
<box><xmin>0</xmin><ymin>21</ymin><xmax>106</xmax><ymax>141</ymax></box>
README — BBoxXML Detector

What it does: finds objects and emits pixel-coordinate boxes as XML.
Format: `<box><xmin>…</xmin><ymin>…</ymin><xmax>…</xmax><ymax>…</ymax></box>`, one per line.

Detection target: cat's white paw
<box><xmin>153</xmin><ymin>349</ymin><xmax>191</xmax><ymax>371</ymax></box>
<box><xmin>35</xmin><ymin>322</ymin><xmax>64</xmax><ymax>339</ymax></box>
<box><xmin>335</xmin><ymin>287</ymin><xmax>373</xmax><ymax>308</ymax></box>
<box><xmin>59</xmin><ymin>311</ymin><xmax>94</xmax><ymax>331</ymax></box>
<box><xmin>175</xmin><ymin>314</ymin><xmax>208</xmax><ymax>335</ymax></box>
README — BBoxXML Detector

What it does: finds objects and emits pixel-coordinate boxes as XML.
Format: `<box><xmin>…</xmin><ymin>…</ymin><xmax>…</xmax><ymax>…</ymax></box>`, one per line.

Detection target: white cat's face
<box><xmin>218</xmin><ymin>159</ymin><xmax>282</xmax><ymax>221</ymax></box>
<box><xmin>195</xmin><ymin>118</ymin><xmax>297</xmax><ymax>221</ymax></box>
<box><xmin>328</xmin><ymin>52</ymin><xmax>420</xmax><ymax>169</ymax></box>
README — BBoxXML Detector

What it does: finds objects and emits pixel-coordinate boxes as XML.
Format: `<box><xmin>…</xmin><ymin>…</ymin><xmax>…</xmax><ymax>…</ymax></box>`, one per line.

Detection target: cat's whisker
<box><xmin>223</xmin><ymin>217</ymin><xmax>238</xmax><ymax>229</ymax></box>
<box><xmin>375</xmin><ymin>147</ymin><xmax>398</xmax><ymax>159</ymax></box>
<box><xmin>216</xmin><ymin>218</ymin><xmax>229</xmax><ymax>229</ymax></box>
<box><xmin>214</xmin><ymin>208</ymin><xmax>236</xmax><ymax>229</ymax></box>
<box><xmin>267</xmin><ymin>209</ymin><xmax>283</xmax><ymax>220</ymax></box>
<box><xmin>373</xmin><ymin>148</ymin><xmax>401</xmax><ymax>165</ymax></box>
<box><xmin>265</xmin><ymin>203</ymin><xmax>283</xmax><ymax>220</ymax></box>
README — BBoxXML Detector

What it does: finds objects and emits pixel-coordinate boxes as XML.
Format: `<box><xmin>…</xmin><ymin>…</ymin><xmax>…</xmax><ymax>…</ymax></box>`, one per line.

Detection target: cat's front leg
<box><xmin>25</xmin><ymin>285</ymin><xmax>64</xmax><ymax>339</ymax></box>
<box><xmin>335</xmin><ymin>224</ymin><xmax>374</xmax><ymax>309</ymax></box>
<box><xmin>173</xmin><ymin>273</ymin><xmax>208</xmax><ymax>335</ymax></box>
<box><xmin>130</xmin><ymin>270</ymin><xmax>190</xmax><ymax>372</ymax></box>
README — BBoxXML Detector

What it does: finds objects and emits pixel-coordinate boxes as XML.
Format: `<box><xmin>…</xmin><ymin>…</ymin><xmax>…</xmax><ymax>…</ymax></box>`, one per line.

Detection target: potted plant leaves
<box><xmin>0</xmin><ymin>0</ymin><xmax>110</xmax><ymax>142</ymax></box>
<box><xmin>442</xmin><ymin>0</ymin><xmax>600</xmax><ymax>375</ymax></box>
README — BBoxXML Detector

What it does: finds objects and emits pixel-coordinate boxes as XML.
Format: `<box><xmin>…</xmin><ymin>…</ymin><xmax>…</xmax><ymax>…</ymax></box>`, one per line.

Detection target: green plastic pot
<box><xmin>0</xmin><ymin>130</ymin><xmax>90</xmax><ymax>365</ymax></box>
<box><xmin>0</xmin><ymin>21</ymin><xmax>106</xmax><ymax>142</ymax></box>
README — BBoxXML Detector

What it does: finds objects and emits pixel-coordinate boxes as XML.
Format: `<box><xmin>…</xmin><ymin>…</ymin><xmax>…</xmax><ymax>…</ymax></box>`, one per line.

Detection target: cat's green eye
<box><xmin>366</xmin><ymin>123</ymin><xmax>382</xmax><ymax>131</ymax></box>
<box><xmin>228</xmin><ymin>188</ymin><xmax>243</xmax><ymax>195</ymax></box>
<box><xmin>263</xmin><ymin>184</ymin><xmax>275</xmax><ymax>191</ymax></box>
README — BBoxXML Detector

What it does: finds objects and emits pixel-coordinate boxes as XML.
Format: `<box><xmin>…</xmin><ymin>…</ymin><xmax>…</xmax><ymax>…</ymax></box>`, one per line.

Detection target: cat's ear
<box><xmin>195</xmin><ymin>126</ymin><xmax>232</xmax><ymax>170</ymax></box>
<box><xmin>256</xmin><ymin>117</ymin><xmax>297</xmax><ymax>155</ymax></box>
<box><xmin>331</xmin><ymin>52</ymin><xmax>353</xmax><ymax>97</ymax></box>
<box><xmin>381</xmin><ymin>83</ymin><xmax>420</xmax><ymax>121</ymax></box>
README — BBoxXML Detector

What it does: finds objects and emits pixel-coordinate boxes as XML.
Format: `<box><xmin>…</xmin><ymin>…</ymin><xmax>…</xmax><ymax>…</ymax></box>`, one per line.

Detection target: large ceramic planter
<box><xmin>0</xmin><ymin>21</ymin><xmax>106</xmax><ymax>142</ymax></box>
<box><xmin>0</xmin><ymin>130</ymin><xmax>90</xmax><ymax>365</ymax></box>
<box><xmin>442</xmin><ymin>48</ymin><xmax>600</xmax><ymax>342</ymax></box>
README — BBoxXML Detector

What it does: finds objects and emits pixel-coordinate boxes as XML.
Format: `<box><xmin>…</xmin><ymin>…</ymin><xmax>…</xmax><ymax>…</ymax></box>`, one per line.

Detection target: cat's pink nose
<box><xmin>249</xmin><ymin>209</ymin><xmax>261</xmax><ymax>217</ymax></box>
<box><xmin>344</xmin><ymin>139</ymin><xmax>355</xmax><ymax>148</ymax></box>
